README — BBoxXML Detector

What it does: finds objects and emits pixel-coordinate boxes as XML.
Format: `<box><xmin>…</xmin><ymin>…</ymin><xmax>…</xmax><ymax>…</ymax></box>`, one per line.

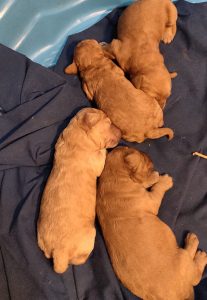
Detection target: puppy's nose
<box><xmin>99</xmin><ymin>41</ymin><xmax>108</xmax><ymax>46</ymax></box>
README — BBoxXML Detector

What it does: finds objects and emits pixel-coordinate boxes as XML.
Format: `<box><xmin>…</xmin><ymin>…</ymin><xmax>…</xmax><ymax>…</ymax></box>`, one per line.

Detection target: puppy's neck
<box><xmin>100</xmin><ymin>173</ymin><xmax>152</xmax><ymax>217</ymax></box>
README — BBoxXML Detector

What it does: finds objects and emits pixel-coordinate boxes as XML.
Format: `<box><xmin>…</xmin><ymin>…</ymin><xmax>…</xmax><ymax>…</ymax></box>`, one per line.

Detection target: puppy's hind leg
<box><xmin>162</xmin><ymin>3</ymin><xmax>178</xmax><ymax>44</ymax></box>
<box><xmin>185</xmin><ymin>233</ymin><xmax>199</xmax><ymax>259</ymax></box>
<box><xmin>192</xmin><ymin>250</ymin><xmax>207</xmax><ymax>286</ymax></box>
<box><xmin>183</xmin><ymin>233</ymin><xmax>207</xmax><ymax>293</ymax></box>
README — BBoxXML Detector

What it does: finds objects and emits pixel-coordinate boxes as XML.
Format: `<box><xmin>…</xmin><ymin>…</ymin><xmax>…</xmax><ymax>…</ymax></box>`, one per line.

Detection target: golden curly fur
<box><xmin>37</xmin><ymin>108</ymin><xmax>121</xmax><ymax>273</ymax></box>
<box><xmin>65</xmin><ymin>40</ymin><xmax>173</xmax><ymax>142</ymax></box>
<box><xmin>103</xmin><ymin>0</ymin><xmax>177</xmax><ymax>108</ymax></box>
<box><xmin>97</xmin><ymin>146</ymin><xmax>207</xmax><ymax>300</ymax></box>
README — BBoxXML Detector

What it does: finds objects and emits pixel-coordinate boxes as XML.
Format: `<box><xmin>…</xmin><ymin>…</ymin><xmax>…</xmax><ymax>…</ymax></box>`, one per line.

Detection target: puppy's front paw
<box><xmin>162</xmin><ymin>28</ymin><xmax>174</xmax><ymax>44</ymax></box>
<box><xmin>159</xmin><ymin>174</ymin><xmax>173</xmax><ymax>190</ymax></box>
<box><xmin>185</xmin><ymin>233</ymin><xmax>199</xmax><ymax>247</ymax></box>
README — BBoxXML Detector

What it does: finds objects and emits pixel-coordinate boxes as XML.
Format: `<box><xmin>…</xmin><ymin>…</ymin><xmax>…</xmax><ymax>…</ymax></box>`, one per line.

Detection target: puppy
<box><xmin>97</xmin><ymin>146</ymin><xmax>207</xmax><ymax>300</ymax></box>
<box><xmin>37</xmin><ymin>108</ymin><xmax>121</xmax><ymax>273</ymax></box>
<box><xmin>103</xmin><ymin>0</ymin><xmax>178</xmax><ymax>108</ymax></box>
<box><xmin>65</xmin><ymin>40</ymin><xmax>173</xmax><ymax>143</ymax></box>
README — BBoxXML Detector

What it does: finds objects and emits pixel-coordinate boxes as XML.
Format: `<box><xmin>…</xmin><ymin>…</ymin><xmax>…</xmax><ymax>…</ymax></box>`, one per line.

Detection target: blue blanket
<box><xmin>0</xmin><ymin>0</ymin><xmax>207</xmax><ymax>299</ymax></box>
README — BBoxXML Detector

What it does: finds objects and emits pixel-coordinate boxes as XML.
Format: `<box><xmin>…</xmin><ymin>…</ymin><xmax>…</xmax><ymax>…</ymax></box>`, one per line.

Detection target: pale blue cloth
<box><xmin>0</xmin><ymin>0</ymin><xmax>205</xmax><ymax>67</ymax></box>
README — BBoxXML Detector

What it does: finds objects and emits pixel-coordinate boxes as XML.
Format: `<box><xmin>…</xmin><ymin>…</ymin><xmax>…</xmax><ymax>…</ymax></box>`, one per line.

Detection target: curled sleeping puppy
<box><xmin>103</xmin><ymin>0</ymin><xmax>178</xmax><ymax>109</ymax></box>
<box><xmin>37</xmin><ymin>108</ymin><xmax>121</xmax><ymax>273</ymax></box>
<box><xmin>65</xmin><ymin>39</ymin><xmax>173</xmax><ymax>143</ymax></box>
<box><xmin>97</xmin><ymin>146</ymin><xmax>207</xmax><ymax>300</ymax></box>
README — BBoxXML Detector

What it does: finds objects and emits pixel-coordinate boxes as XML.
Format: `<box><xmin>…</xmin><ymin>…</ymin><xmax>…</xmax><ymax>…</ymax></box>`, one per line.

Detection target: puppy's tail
<box><xmin>53</xmin><ymin>249</ymin><xmax>69</xmax><ymax>274</ymax></box>
<box><xmin>145</xmin><ymin>127</ymin><xmax>174</xmax><ymax>140</ymax></box>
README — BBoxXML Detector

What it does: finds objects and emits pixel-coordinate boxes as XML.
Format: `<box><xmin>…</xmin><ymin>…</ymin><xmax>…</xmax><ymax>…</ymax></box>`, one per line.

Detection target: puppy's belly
<box><xmin>101</xmin><ymin>216</ymin><xmax>183</xmax><ymax>298</ymax></box>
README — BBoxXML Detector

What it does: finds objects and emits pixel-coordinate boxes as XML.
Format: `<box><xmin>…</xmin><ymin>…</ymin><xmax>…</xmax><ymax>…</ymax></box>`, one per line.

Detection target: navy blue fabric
<box><xmin>0</xmin><ymin>0</ymin><xmax>207</xmax><ymax>299</ymax></box>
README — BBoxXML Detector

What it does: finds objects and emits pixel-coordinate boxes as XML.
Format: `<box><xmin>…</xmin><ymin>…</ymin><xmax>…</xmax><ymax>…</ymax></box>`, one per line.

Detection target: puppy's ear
<box><xmin>101</xmin><ymin>41</ymin><xmax>117</xmax><ymax>60</ymax></box>
<box><xmin>124</xmin><ymin>151</ymin><xmax>143</xmax><ymax>182</ymax></box>
<box><xmin>65</xmin><ymin>61</ymin><xmax>78</xmax><ymax>74</ymax></box>
<box><xmin>102</xmin><ymin>48</ymin><xmax>116</xmax><ymax>60</ymax></box>
<box><xmin>132</xmin><ymin>75</ymin><xmax>143</xmax><ymax>89</ymax></box>
<box><xmin>82</xmin><ymin>82</ymin><xmax>94</xmax><ymax>101</ymax></box>
<box><xmin>124</xmin><ymin>151</ymin><xmax>158</xmax><ymax>187</ymax></box>
<box><xmin>124</xmin><ymin>152</ymin><xmax>139</xmax><ymax>172</ymax></box>
<box><xmin>170</xmin><ymin>72</ymin><xmax>177</xmax><ymax>79</ymax></box>
<box><xmin>78</xmin><ymin>111</ymin><xmax>101</xmax><ymax>131</ymax></box>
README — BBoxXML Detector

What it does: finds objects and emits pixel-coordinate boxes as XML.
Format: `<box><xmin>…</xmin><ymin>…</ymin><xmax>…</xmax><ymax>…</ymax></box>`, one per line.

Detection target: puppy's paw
<box><xmin>170</xmin><ymin>72</ymin><xmax>177</xmax><ymax>79</ymax></box>
<box><xmin>162</xmin><ymin>27</ymin><xmax>174</xmax><ymax>44</ymax></box>
<box><xmin>159</xmin><ymin>174</ymin><xmax>173</xmax><ymax>190</ymax></box>
<box><xmin>185</xmin><ymin>233</ymin><xmax>199</xmax><ymax>258</ymax></box>
<box><xmin>185</xmin><ymin>233</ymin><xmax>199</xmax><ymax>248</ymax></box>
<box><xmin>194</xmin><ymin>250</ymin><xmax>207</xmax><ymax>271</ymax></box>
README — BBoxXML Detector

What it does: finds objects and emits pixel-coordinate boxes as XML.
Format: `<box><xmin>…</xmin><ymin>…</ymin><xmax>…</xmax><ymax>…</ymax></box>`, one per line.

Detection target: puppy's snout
<box><xmin>99</xmin><ymin>41</ymin><xmax>108</xmax><ymax>46</ymax></box>
<box><xmin>106</xmin><ymin>124</ymin><xmax>121</xmax><ymax>148</ymax></box>
<box><xmin>111</xmin><ymin>124</ymin><xmax>122</xmax><ymax>141</ymax></box>
<box><xmin>150</xmin><ymin>171</ymin><xmax>159</xmax><ymax>185</ymax></box>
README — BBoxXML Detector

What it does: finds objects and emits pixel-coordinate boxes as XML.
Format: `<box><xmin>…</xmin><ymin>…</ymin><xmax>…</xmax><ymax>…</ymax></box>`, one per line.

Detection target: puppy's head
<box><xmin>132</xmin><ymin>66</ymin><xmax>174</xmax><ymax>109</ymax></box>
<box><xmin>65</xmin><ymin>39</ymin><xmax>104</xmax><ymax>74</ymax></box>
<box><xmin>107</xmin><ymin>146</ymin><xmax>159</xmax><ymax>188</ymax></box>
<box><xmin>76</xmin><ymin>108</ymin><xmax>121</xmax><ymax>149</ymax></box>
<box><xmin>124</xmin><ymin>148</ymin><xmax>159</xmax><ymax>188</ymax></box>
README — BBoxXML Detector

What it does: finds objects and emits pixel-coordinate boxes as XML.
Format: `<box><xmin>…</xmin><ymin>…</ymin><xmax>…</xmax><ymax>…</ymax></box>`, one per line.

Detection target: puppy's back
<box><xmin>92</xmin><ymin>63</ymin><xmax>163</xmax><ymax>140</ymax></box>
<box><xmin>118</xmin><ymin>0</ymin><xmax>174</xmax><ymax>42</ymax></box>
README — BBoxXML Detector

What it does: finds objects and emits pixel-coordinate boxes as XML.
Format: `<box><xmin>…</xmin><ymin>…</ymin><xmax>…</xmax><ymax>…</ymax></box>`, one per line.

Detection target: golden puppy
<box><xmin>97</xmin><ymin>146</ymin><xmax>207</xmax><ymax>300</ymax></box>
<box><xmin>37</xmin><ymin>108</ymin><xmax>121</xmax><ymax>273</ymax></box>
<box><xmin>103</xmin><ymin>0</ymin><xmax>178</xmax><ymax>108</ymax></box>
<box><xmin>65</xmin><ymin>40</ymin><xmax>173</xmax><ymax>143</ymax></box>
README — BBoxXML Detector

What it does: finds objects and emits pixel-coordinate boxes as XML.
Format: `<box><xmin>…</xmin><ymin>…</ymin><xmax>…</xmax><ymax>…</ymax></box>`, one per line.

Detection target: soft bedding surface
<box><xmin>0</xmin><ymin>0</ymin><xmax>207</xmax><ymax>299</ymax></box>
